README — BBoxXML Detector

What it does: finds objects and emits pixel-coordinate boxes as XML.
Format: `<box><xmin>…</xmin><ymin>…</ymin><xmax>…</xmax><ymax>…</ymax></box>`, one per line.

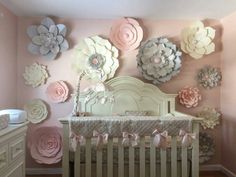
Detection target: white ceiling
<box><xmin>1</xmin><ymin>0</ymin><xmax>236</xmax><ymax>19</ymax></box>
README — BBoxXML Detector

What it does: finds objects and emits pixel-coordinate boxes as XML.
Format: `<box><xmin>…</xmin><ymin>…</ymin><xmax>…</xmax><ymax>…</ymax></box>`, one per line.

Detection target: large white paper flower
<box><xmin>24</xmin><ymin>99</ymin><xmax>48</xmax><ymax>124</ymax></box>
<box><xmin>181</xmin><ymin>21</ymin><xmax>215</xmax><ymax>59</ymax></box>
<box><xmin>197</xmin><ymin>107</ymin><xmax>221</xmax><ymax>129</ymax></box>
<box><xmin>73</xmin><ymin>36</ymin><xmax>119</xmax><ymax>82</ymax></box>
<box><xmin>27</xmin><ymin>17</ymin><xmax>69</xmax><ymax>60</ymax></box>
<box><xmin>137</xmin><ymin>37</ymin><xmax>182</xmax><ymax>84</ymax></box>
<box><xmin>23</xmin><ymin>62</ymin><xmax>49</xmax><ymax>88</ymax></box>
<box><xmin>28</xmin><ymin>126</ymin><xmax>62</xmax><ymax>164</ymax></box>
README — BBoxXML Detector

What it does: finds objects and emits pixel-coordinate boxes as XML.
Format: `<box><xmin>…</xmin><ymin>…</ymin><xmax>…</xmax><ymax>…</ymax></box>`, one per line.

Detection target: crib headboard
<box><xmin>79</xmin><ymin>76</ymin><xmax>177</xmax><ymax>116</ymax></box>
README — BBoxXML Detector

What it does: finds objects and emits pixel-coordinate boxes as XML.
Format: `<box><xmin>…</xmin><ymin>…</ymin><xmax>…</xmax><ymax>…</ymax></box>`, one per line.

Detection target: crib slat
<box><xmin>85</xmin><ymin>139</ymin><xmax>91</xmax><ymax>177</ymax></box>
<box><xmin>192</xmin><ymin>122</ymin><xmax>199</xmax><ymax>177</ymax></box>
<box><xmin>161</xmin><ymin>149</ymin><xmax>167</xmax><ymax>177</ymax></box>
<box><xmin>62</xmin><ymin>124</ymin><xmax>69</xmax><ymax>177</ymax></box>
<box><xmin>150</xmin><ymin>137</ymin><xmax>156</xmax><ymax>177</ymax></box>
<box><xmin>129</xmin><ymin>146</ymin><xmax>135</xmax><ymax>177</ymax></box>
<box><xmin>74</xmin><ymin>145</ymin><xmax>80</xmax><ymax>177</ymax></box>
<box><xmin>96</xmin><ymin>149</ymin><xmax>102</xmax><ymax>177</ymax></box>
<box><xmin>118</xmin><ymin>138</ymin><xmax>124</xmax><ymax>177</ymax></box>
<box><xmin>171</xmin><ymin>137</ymin><xmax>177</xmax><ymax>177</ymax></box>
<box><xmin>181</xmin><ymin>146</ymin><xmax>188</xmax><ymax>177</ymax></box>
<box><xmin>140</xmin><ymin>137</ymin><xmax>145</xmax><ymax>177</ymax></box>
<box><xmin>107</xmin><ymin>139</ymin><xmax>113</xmax><ymax>177</ymax></box>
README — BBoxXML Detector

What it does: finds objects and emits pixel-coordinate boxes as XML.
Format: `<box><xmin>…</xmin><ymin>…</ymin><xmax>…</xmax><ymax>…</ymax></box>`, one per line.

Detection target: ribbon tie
<box><xmin>93</xmin><ymin>130</ymin><xmax>109</xmax><ymax>148</ymax></box>
<box><xmin>70</xmin><ymin>132</ymin><xmax>86</xmax><ymax>151</ymax></box>
<box><xmin>179</xmin><ymin>129</ymin><xmax>196</xmax><ymax>147</ymax></box>
<box><xmin>122</xmin><ymin>132</ymin><xmax>140</xmax><ymax>147</ymax></box>
<box><xmin>152</xmin><ymin>129</ymin><xmax>169</xmax><ymax>149</ymax></box>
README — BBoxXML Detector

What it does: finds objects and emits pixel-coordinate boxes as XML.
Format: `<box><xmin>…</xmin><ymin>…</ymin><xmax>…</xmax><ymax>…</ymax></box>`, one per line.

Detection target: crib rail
<box><xmin>60</xmin><ymin>119</ymin><xmax>200</xmax><ymax>177</ymax></box>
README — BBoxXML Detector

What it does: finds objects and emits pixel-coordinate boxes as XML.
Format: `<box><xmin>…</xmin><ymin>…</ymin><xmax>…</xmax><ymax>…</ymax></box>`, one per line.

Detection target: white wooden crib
<box><xmin>59</xmin><ymin>76</ymin><xmax>202</xmax><ymax>177</ymax></box>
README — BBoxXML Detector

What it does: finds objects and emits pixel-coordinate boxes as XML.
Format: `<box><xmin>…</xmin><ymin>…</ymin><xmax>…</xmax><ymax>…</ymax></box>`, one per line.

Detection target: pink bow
<box><xmin>152</xmin><ymin>129</ymin><xmax>169</xmax><ymax>149</ymax></box>
<box><xmin>179</xmin><ymin>129</ymin><xmax>196</xmax><ymax>147</ymax></box>
<box><xmin>93</xmin><ymin>130</ymin><xmax>109</xmax><ymax>148</ymax></box>
<box><xmin>122</xmin><ymin>132</ymin><xmax>140</xmax><ymax>147</ymax></box>
<box><xmin>70</xmin><ymin>132</ymin><xmax>86</xmax><ymax>151</ymax></box>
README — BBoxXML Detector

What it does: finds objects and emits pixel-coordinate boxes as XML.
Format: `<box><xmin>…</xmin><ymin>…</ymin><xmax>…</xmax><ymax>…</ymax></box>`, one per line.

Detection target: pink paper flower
<box><xmin>28</xmin><ymin>126</ymin><xmax>62</xmax><ymax>164</ymax></box>
<box><xmin>178</xmin><ymin>86</ymin><xmax>202</xmax><ymax>108</ymax></box>
<box><xmin>109</xmin><ymin>18</ymin><xmax>143</xmax><ymax>51</ymax></box>
<box><xmin>46</xmin><ymin>81</ymin><xmax>69</xmax><ymax>103</ymax></box>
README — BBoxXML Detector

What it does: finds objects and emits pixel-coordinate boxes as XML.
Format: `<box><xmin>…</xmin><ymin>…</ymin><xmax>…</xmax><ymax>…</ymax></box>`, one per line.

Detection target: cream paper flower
<box><xmin>181</xmin><ymin>21</ymin><xmax>215</xmax><ymax>59</ymax></box>
<box><xmin>109</xmin><ymin>18</ymin><xmax>143</xmax><ymax>51</ymax></box>
<box><xmin>24</xmin><ymin>99</ymin><xmax>48</xmax><ymax>124</ymax></box>
<box><xmin>199</xmin><ymin>132</ymin><xmax>215</xmax><ymax>163</ymax></box>
<box><xmin>73</xmin><ymin>36</ymin><xmax>119</xmax><ymax>82</ymax></box>
<box><xmin>137</xmin><ymin>37</ymin><xmax>182</xmax><ymax>84</ymax></box>
<box><xmin>197</xmin><ymin>107</ymin><xmax>221</xmax><ymax>129</ymax></box>
<box><xmin>23</xmin><ymin>62</ymin><xmax>49</xmax><ymax>88</ymax></box>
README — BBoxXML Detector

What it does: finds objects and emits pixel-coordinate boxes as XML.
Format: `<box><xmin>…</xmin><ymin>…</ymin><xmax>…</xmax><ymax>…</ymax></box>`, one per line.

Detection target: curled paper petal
<box><xmin>93</xmin><ymin>130</ymin><xmax>109</xmax><ymax>149</ymax></box>
<box><xmin>152</xmin><ymin>129</ymin><xmax>169</xmax><ymax>149</ymax></box>
<box><xmin>179</xmin><ymin>129</ymin><xmax>196</xmax><ymax>147</ymax></box>
<box><xmin>122</xmin><ymin>132</ymin><xmax>140</xmax><ymax>147</ymax></box>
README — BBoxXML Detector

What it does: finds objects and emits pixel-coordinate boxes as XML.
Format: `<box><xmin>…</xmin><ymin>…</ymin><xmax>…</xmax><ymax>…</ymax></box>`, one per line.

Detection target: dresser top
<box><xmin>0</xmin><ymin>122</ymin><xmax>28</xmax><ymax>137</ymax></box>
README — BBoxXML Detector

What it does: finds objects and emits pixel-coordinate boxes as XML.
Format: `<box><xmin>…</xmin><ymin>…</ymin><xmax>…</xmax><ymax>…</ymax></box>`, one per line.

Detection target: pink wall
<box><xmin>16</xmin><ymin>17</ymin><xmax>222</xmax><ymax>168</ymax></box>
<box><xmin>220</xmin><ymin>13</ymin><xmax>236</xmax><ymax>174</ymax></box>
<box><xmin>0</xmin><ymin>4</ymin><xmax>17</xmax><ymax>108</ymax></box>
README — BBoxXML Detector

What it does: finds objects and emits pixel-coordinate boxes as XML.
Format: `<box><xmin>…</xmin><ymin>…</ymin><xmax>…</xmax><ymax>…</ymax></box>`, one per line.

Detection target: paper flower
<box><xmin>72</xmin><ymin>35</ymin><xmax>119</xmax><ymax>82</ymax></box>
<box><xmin>27</xmin><ymin>17</ymin><xmax>69</xmax><ymax>60</ymax></box>
<box><xmin>137</xmin><ymin>37</ymin><xmax>182</xmax><ymax>84</ymax></box>
<box><xmin>24</xmin><ymin>99</ymin><xmax>48</xmax><ymax>124</ymax></box>
<box><xmin>46</xmin><ymin>81</ymin><xmax>69</xmax><ymax>103</ymax></box>
<box><xmin>109</xmin><ymin>18</ymin><xmax>143</xmax><ymax>51</ymax></box>
<box><xmin>197</xmin><ymin>66</ymin><xmax>222</xmax><ymax>89</ymax></box>
<box><xmin>178</xmin><ymin>86</ymin><xmax>202</xmax><ymax>108</ymax></box>
<box><xmin>197</xmin><ymin>107</ymin><xmax>221</xmax><ymax>129</ymax></box>
<box><xmin>199</xmin><ymin>132</ymin><xmax>215</xmax><ymax>163</ymax></box>
<box><xmin>23</xmin><ymin>62</ymin><xmax>49</xmax><ymax>88</ymax></box>
<box><xmin>28</xmin><ymin>126</ymin><xmax>62</xmax><ymax>164</ymax></box>
<box><xmin>180</xmin><ymin>21</ymin><xmax>215</xmax><ymax>59</ymax></box>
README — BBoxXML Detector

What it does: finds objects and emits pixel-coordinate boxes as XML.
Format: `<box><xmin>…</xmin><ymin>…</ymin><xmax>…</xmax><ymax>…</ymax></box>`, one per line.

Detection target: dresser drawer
<box><xmin>9</xmin><ymin>137</ymin><xmax>24</xmax><ymax>163</ymax></box>
<box><xmin>0</xmin><ymin>144</ymin><xmax>8</xmax><ymax>172</ymax></box>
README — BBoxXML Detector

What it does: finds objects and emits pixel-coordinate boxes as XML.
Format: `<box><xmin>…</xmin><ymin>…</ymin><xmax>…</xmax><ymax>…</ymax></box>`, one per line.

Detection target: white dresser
<box><xmin>0</xmin><ymin>122</ymin><xmax>28</xmax><ymax>177</ymax></box>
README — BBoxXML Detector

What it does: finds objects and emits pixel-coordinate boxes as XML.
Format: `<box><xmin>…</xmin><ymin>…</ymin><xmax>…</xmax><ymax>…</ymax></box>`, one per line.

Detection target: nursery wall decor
<box><xmin>197</xmin><ymin>107</ymin><xmax>221</xmax><ymax>129</ymax></box>
<box><xmin>109</xmin><ymin>17</ymin><xmax>143</xmax><ymax>51</ymax></box>
<box><xmin>24</xmin><ymin>98</ymin><xmax>48</xmax><ymax>124</ymax></box>
<box><xmin>137</xmin><ymin>37</ymin><xmax>182</xmax><ymax>84</ymax></box>
<box><xmin>197</xmin><ymin>66</ymin><xmax>222</xmax><ymax>89</ymax></box>
<box><xmin>72</xmin><ymin>35</ymin><xmax>119</xmax><ymax>82</ymax></box>
<box><xmin>28</xmin><ymin>126</ymin><xmax>62</xmax><ymax>164</ymax></box>
<box><xmin>178</xmin><ymin>86</ymin><xmax>202</xmax><ymax>108</ymax></box>
<box><xmin>199</xmin><ymin>132</ymin><xmax>215</xmax><ymax>163</ymax></box>
<box><xmin>23</xmin><ymin>62</ymin><xmax>49</xmax><ymax>88</ymax></box>
<box><xmin>27</xmin><ymin>17</ymin><xmax>69</xmax><ymax>60</ymax></box>
<box><xmin>180</xmin><ymin>21</ymin><xmax>215</xmax><ymax>59</ymax></box>
<box><xmin>46</xmin><ymin>80</ymin><xmax>69</xmax><ymax>103</ymax></box>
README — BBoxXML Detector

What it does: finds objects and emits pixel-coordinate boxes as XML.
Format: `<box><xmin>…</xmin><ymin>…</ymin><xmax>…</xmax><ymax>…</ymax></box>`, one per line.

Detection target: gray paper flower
<box><xmin>199</xmin><ymin>132</ymin><xmax>215</xmax><ymax>164</ymax></box>
<box><xmin>197</xmin><ymin>66</ymin><xmax>222</xmax><ymax>89</ymax></box>
<box><xmin>27</xmin><ymin>17</ymin><xmax>69</xmax><ymax>60</ymax></box>
<box><xmin>137</xmin><ymin>37</ymin><xmax>182</xmax><ymax>84</ymax></box>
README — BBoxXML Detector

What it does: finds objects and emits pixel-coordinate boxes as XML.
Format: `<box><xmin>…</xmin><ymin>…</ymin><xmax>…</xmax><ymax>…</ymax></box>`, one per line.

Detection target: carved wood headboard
<box><xmin>79</xmin><ymin>76</ymin><xmax>177</xmax><ymax>116</ymax></box>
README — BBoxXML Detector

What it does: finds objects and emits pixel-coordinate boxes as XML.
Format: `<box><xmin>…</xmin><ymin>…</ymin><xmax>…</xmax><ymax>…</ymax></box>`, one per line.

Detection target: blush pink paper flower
<box><xmin>46</xmin><ymin>81</ymin><xmax>69</xmax><ymax>103</ymax></box>
<box><xmin>110</xmin><ymin>18</ymin><xmax>143</xmax><ymax>51</ymax></box>
<box><xmin>28</xmin><ymin>126</ymin><xmax>62</xmax><ymax>164</ymax></box>
<box><xmin>178</xmin><ymin>86</ymin><xmax>202</xmax><ymax>108</ymax></box>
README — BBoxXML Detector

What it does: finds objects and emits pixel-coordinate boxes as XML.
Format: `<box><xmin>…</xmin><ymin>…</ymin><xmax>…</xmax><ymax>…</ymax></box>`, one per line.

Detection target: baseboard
<box><xmin>26</xmin><ymin>168</ymin><xmax>62</xmax><ymax>175</ymax></box>
<box><xmin>26</xmin><ymin>165</ymin><xmax>236</xmax><ymax>177</ymax></box>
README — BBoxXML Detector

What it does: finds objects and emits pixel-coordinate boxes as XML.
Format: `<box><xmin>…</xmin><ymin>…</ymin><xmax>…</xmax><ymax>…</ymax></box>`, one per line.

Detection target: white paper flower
<box><xmin>27</xmin><ymin>17</ymin><xmax>69</xmax><ymax>60</ymax></box>
<box><xmin>197</xmin><ymin>66</ymin><xmax>222</xmax><ymax>89</ymax></box>
<box><xmin>197</xmin><ymin>107</ymin><xmax>221</xmax><ymax>129</ymax></box>
<box><xmin>181</xmin><ymin>21</ymin><xmax>215</xmax><ymax>59</ymax></box>
<box><xmin>72</xmin><ymin>36</ymin><xmax>119</xmax><ymax>82</ymax></box>
<box><xmin>23</xmin><ymin>62</ymin><xmax>49</xmax><ymax>88</ymax></box>
<box><xmin>199</xmin><ymin>132</ymin><xmax>215</xmax><ymax>163</ymax></box>
<box><xmin>137</xmin><ymin>37</ymin><xmax>182</xmax><ymax>84</ymax></box>
<box><xmin>24</xmin><ymin>99</ymin><xmax>48</xmax><ymax>124</ymax></box>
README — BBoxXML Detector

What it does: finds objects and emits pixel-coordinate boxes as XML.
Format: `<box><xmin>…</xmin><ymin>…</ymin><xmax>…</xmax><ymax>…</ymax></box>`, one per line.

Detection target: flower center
<box><xmin>88</xmin><ymin>54</ymin><xmax>104</xmax><ymax>70</ymax></box>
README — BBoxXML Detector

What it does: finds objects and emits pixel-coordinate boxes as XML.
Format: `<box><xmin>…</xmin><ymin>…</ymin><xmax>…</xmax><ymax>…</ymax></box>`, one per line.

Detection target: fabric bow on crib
<box><xmin>70</xmin><ymin>132</ymin><xmax>85</xmax><ymax>151</ymax></box>
<box><xmin>179</xmin><ymin>129</ymin><xmax>196</xmax><ymax>147</ymax></box>
<box><xmin>122</xmin><ymin>132</ymin><xmax>140</xmax><ymax>147</ymax></box>
<box><xmin>93</xmin><ymin>130</ymin><xmax>109</xmax><ymax>149</ymax></box>
<box><xmin>152</xmin><ymin>129</ymin><xmax>169</xmax><ymax>149</ymax></box>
